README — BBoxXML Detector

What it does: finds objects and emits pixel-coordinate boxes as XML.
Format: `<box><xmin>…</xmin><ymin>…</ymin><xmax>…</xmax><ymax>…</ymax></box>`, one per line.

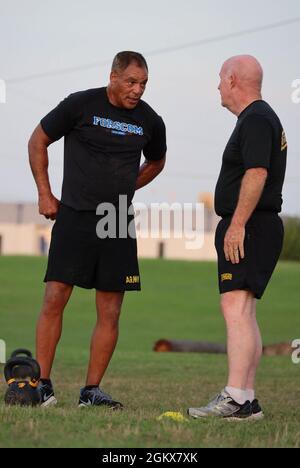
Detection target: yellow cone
<box><xmin>157</xmin><ymin>412</ymin><xmax>188</xmax><ymax>422</ymax></box>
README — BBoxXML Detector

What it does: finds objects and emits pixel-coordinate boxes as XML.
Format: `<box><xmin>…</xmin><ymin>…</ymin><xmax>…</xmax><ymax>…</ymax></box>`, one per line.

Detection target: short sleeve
<box><xmin>143</xmin><ymin>116</ymin><xmax>167</xmax><ymax>161</ymax></box>
<box><xmin>240</xmin><ymin>115</ymin><xmax>273</xmax><ymax>170</ymax></box>
<box><xmin>40</xmin><ymin>94</ymin><xmax>82</xmax><ymax>141</ymax></box>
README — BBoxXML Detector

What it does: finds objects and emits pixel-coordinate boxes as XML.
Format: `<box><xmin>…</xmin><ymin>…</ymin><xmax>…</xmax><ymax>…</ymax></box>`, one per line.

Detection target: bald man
<box><xmin>188</xmin><ymin>55</ymin><xmax>287</xmax><ymax>421</ymax></box>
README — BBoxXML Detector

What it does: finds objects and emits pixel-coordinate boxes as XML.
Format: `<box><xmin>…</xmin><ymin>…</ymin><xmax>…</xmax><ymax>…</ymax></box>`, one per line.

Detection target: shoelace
<box><xmin>205</xmin><ymin>392</ymin><xmax>232</xmax><ymax>410</ymax></box>
<box><xmin>86</xmin><ymin>388</ymin><xmax>112</xmax><ymax>404</ymax></box>
<box><xmin>207</xmin><ymin>392</ymin><xmax>225</xmax><ymax>406</ymax></box>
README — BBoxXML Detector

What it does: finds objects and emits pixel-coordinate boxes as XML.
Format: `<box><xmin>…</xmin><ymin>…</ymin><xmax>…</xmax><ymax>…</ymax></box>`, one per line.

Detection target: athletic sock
<box><xmin>84</xmin><ymin>385</ymin><xmax>99</xmax><ymax>391</ymax></box>
<box><xmin>225</xmin><ymin>386</ymin><xmax>248</xmax><ymax>405</ymax></box>
<box><xmin>245</xmin><ymin>389</ymin><xmax>255</xmax><ymax>403</ymax></box>
<box><xmin>40</xmin><ymin>378</ymin><xmax>52</xmax><ymax>386</ymax></box>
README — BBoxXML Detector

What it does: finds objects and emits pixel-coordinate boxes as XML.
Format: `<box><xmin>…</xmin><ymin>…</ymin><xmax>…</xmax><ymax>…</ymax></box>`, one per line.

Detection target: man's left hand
<box><xmin>224</xmin><ymin>223</ymin><xmax>245</xmax><ymax>264</ymax></box>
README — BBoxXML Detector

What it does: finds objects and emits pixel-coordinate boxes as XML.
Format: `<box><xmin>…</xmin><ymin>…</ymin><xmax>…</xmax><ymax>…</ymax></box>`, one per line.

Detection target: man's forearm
<box><xmin>136</xmin><ymin>157</ymin><xmax>166</xmax><ymax>190</ymax></box>
<box><xmin>28</xmin><ymin>125</ymin><xmax>53</xmax><ymax>197</ymax></box>
<box><xmin>28</xmin><ymin>143</ymin><xmax>52</xmax><ymax>196</ymax></box>
<box><xmin>28</xmin><ymin>124</ymin><xmax>60</xmax><ymax>220</ymax></box>
<box><xmin>231</xmin><ymin>168</ymin><xmax>268</xmax><ymax>226</ymax></box>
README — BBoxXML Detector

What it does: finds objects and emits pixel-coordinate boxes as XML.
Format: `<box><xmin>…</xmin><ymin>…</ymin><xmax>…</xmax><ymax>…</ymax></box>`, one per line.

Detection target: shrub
<box><xmin>281</xmin><ymin>217</ymin><xmax>300</xmax><ymax>261</ymax></box>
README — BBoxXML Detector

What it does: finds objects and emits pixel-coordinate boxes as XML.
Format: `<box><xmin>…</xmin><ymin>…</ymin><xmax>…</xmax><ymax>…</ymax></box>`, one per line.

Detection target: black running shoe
<box><xmin>78</xmin><ymin>387</ymin><xmax>123</xmax><ymax>410</ymax></box>
<box><xmin>250</xmin><ymin>399</ymin><xmax>264</xmax><ymax>420</ymax></box>
<box><xmin>38</xmin><ymin>381</ymin><xmax>57</xmax><ymax>407</ymax></box>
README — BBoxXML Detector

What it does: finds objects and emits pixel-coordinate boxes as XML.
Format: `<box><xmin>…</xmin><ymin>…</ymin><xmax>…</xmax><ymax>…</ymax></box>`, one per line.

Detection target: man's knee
<box><xmin>42</xmin><ymin>282</ymin><xmax>72</xmax><ymax>315</ymax></box>
<box><xmin>97</xmin><ymin>292</ymin><xmax>124</xmax><ymax>327</ymax></box>
<box><xmin>221</xmin><ymin>290</ymin><xmax>253</xmax><ymax>321</ymax></box>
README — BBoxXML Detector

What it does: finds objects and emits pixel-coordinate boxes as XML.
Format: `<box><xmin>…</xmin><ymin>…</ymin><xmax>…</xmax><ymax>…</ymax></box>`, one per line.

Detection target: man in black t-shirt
<box><xmin>188</xmin><ymin>55</ymin><xmax>287</xmax><ymax>421</ymax></box>
<box><xmin>28</xmin><ymin>51</ymin><xmax>166</xmax><ymax>408</ymax></box>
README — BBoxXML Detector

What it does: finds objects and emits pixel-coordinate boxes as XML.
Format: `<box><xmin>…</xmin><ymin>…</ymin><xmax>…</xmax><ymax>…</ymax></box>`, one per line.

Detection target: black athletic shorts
<box><xmin>44</xmin><ymin>204</ymin><xmax>141</xmax><ymax>292</ymax></box>
<box><xmin>215</xmin><ymin>211</ymin><xmax>284</xmax><ymax>299</ymax></box>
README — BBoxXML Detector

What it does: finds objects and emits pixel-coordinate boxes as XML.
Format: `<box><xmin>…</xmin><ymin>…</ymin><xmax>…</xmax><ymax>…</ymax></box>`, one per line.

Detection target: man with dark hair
<box><xmin>28</xmin><ymin>51</ymin><xmax>166</xmax><ymax>408</ymax></box>
<box><xmin>112</xmin><ymin>51</ymin><xmax>148</xmax><ymax>73</ymax></box>
<box><xmin>188</xmin><ymin>55</ymin><xmax>287</xmax><ymax>421</ymax></box>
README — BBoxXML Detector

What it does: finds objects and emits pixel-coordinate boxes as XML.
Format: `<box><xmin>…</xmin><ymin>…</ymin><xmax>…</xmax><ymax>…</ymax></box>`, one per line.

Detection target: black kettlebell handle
<box><xmin>4</xmin><ymin>357</ymin><xmax>41</xmax><ymax>384</ymax></box>
<box><xmin>10</xmin><ymin>349</ymin><xmax>33</xmax><ymax>359</ymax></box>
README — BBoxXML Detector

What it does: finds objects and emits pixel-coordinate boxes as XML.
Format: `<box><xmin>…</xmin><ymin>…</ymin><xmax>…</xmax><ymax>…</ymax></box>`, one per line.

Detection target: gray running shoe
<box><xmin>78</xmin><ymin>387</ymin><xmax>123</xmax><ymax>410</ymax></box>
<box><xmin>187</xmin><ymin>390</ymin><xmax>251</xmax><ymax>420</ymax></box>
<box><xmin>250</xmin><ymin>399</ymin><xmax>264</xmax><ymax>420</ymax></box>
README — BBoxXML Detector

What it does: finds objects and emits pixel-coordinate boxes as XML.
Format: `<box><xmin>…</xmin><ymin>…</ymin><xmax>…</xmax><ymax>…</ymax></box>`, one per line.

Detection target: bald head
<box><xmin>218</xmin><ymin>55</ymin><xmax>264</xmax><ymax>115</ymax></box>
<box><xmin>222</xmin><ymin>55</ymin><xmax>263</xmax><ymax>93</ymax></box>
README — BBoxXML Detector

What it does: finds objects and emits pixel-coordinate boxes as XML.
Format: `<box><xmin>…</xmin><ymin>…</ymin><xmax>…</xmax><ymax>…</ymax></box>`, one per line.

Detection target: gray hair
<box><xmin>111</xmin><ymin>51</ymin><xmax>148</xmax><ymax>73</ymax></box>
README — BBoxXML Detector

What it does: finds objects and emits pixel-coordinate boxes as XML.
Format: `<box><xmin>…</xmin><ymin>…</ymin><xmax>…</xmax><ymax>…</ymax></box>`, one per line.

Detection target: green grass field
<box><xmin>0</xmin><ymin>257</ymin><xmax>300</xmax><ymax>448</ymax></box>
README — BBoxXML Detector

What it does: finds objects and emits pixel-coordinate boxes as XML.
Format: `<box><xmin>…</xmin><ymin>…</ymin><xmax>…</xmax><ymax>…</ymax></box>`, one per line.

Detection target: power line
<box><xmin>6</xmin><ymin>59</ymin><xmax>111</xmax><ymax>85</ymax></box>
<box><xmin>146</xmin><ymin>17</ymin><xmax>300</xmax><ymax>57</ymax></box>
<box><xmin>6</xmin><ymin>17</ymin><xmax>300</xmax><ymax>85</ymax></box>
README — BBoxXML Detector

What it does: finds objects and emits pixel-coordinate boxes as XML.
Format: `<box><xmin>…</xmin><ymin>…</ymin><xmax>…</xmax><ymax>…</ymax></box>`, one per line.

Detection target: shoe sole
<box><xmin>41</xmin><ymin>396</ymin><xmax>58</xmax><ymax>407</ymax></box>
<box><xmin>78</xmin><ymin>403</ymin><xmax>123</xmax><ymax>410</ymax></box>
<box><xmin>189</xmin><ymin>415</ymin><xmax>262</xmax><ymax>422</ymax></box>
<box><xmin>188</xmin><ymin>410</ymin><xmax>264</xmax><ymax>422</ymax></box>
<box><xmin>187</xmin><ymin>409</ymin><xmax>213</xmax><ymax>419</ymax></box>
<box><xmin>226</xmin><ymin>411</ymin><xmax>265</xmax><ymax>422</ymax></box>
<box><xmin>188</xmin><ymin>413</ymin><xmax>209</xmax><ymax>419</ymax></box>
<box><xmin>226</xmin><ymin>417</ymin><xmax>255</xmax><ymax>422</ymax></box>
<box><xmin>248</xmin><ymin>411</ymin><xmax>265</xmax><ymax>421</ymax></box>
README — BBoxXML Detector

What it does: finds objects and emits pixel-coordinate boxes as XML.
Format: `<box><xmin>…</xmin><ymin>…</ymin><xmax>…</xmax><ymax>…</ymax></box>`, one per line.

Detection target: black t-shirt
<box><xmin>214</xmin><ymin>100</ymin><xmax>287</xmax><ymax>217</ymax></box>
<box><xmin>41</xmin><ymin>87</ymin><xmax>167</xmax><ymax>211</ymax></box>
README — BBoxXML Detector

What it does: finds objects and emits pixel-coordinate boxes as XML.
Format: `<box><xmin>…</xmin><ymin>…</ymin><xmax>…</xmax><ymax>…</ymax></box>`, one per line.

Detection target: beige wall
<box><xmin>137</xmin><ymin>232</ymin><xmax>216</xmax><ymax>261</ymax></box>
<box><xmin>0</xmin><ymin>223</ymin><xmax>217</xmax><ymax>260</ymax></box>
<box><xmin>0</xmin><ymin>224</ymin><xmax>52</xmax><ymax>255</ymax></box>
<box><xmin>0</xmin><ymin>202</ymin><xmax>219</xmax><ymax>259</ymax></box>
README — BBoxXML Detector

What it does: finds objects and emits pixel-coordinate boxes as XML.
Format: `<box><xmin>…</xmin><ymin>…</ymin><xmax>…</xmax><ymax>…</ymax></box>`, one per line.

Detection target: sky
<box><xmin>0</xmin><ymin>0</ymin><xmax>300</xmax><ymax>215</ymax></box>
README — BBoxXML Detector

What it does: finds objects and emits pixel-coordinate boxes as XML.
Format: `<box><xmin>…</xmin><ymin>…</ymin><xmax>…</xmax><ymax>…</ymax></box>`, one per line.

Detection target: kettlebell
<box><xmin>4</xmin><ymin>356</ymin><xmax>41</xmax><ymax>406</ymax></box>
<box><xmin>9</xmin><ymin>349</ymin><xmax>33</xmax><ymax>379</ymax></box>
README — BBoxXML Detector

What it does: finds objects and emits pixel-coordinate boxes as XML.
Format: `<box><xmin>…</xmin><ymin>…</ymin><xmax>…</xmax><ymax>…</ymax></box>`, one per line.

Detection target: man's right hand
<box><xmin>38</xmin><ymin>194</ymin><xmax>60</xmax><ymax>220</ymax></box>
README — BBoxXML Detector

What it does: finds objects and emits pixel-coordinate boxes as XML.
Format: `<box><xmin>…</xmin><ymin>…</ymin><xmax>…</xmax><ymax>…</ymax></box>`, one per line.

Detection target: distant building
<box><xmin>0</xmin><ymin>196</ymin><xmax>219</xmax><ymax>260</ymax></box>
<box><xmin>0</xmin><ymin>203</ymin><xmax>51</xmax><ymax>256</ymax></box>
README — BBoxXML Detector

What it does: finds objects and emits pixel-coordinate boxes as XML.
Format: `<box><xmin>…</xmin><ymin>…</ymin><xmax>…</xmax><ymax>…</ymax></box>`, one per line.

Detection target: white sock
<box><xmin>225</xmin><ymin>386</ymin><xmax>247</xmax><ymax>405</ymax></box>
<box><xmin>245</xmin><ymin>389</ymin><xmax>255</xmax><ymax>403</ymax></box>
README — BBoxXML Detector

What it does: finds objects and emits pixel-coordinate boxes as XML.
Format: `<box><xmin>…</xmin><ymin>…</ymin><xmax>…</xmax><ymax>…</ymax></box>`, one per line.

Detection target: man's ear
<box><xmin>110</xmin><ymin>71</ymin><xmax>118</xmax><ymax>85</ymax></box>
<box><xmin>229</xmin><ymin>73</ymin><xmax>236</xmax><ymax>89</ymax></box>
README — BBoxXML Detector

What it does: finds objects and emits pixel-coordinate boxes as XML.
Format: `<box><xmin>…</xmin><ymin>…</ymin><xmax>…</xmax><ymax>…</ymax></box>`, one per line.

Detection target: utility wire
<box><xmin>6</xmin><ymin>17</ymin><xmax>300</xmax><ymax>84</ymax></box>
